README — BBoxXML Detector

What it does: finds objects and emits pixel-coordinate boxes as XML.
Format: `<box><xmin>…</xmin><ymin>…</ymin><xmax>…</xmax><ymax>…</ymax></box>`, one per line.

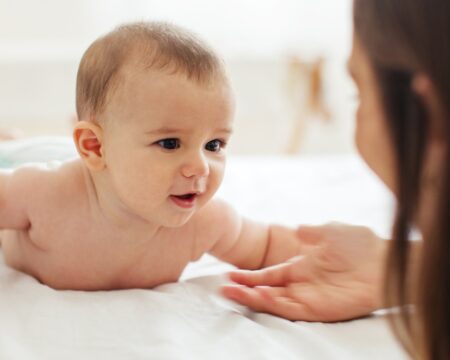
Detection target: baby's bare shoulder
<box><xmin>14</xmin><ymin>159</ymin><xmax>86</xmax><ymax>209</ymax></box>
<box><xmin>187</xmin><ymin>198</ymin><xmax>241</xmax><ymax>260</ymax></box>
<box><xmin>194</xmin><ymin>198</ymin><xmax>237</xmax><ymax>223</ymax></box>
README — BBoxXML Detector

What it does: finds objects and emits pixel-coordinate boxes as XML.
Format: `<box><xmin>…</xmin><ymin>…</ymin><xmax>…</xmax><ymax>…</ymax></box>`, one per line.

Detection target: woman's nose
<box><xmin>181</xmin><ymin>152</ymin><xmax>210</xmax><ymax>178</ymax></box>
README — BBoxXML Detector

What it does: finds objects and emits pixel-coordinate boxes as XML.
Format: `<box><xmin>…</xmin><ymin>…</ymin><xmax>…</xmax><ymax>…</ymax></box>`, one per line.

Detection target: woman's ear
<box><xmin>413</xmin><ymin>74</ymin><xmax>447</xmax><ymax>191</ymax></box>
<box><xmin>412</xmin><ymin>73</ymin><xmax>446</xmax><ymax>140</ymax></box>
<box><xmin>73</xmin><ymin>121</ymin><xmax>105</xmax><ymax>171</ymax></box>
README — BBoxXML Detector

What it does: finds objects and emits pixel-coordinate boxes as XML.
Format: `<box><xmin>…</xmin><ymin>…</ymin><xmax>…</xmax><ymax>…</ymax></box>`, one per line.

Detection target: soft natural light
<box><xmin>0</xmin><ymin>0</ymin><xmax>355</xmax><ymax>154</ymax></box>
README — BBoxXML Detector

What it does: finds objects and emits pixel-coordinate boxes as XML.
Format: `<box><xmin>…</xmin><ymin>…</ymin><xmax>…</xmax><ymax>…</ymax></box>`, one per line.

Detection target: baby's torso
<box><xmin>1</xmin><ymin>161</ymin><xmax>196</xmax><ymax>290</ymax></box>
<box><xmin>2</xmin><ymin>226</ymin><xmax>193</xmax><ymax>290</ymax></box>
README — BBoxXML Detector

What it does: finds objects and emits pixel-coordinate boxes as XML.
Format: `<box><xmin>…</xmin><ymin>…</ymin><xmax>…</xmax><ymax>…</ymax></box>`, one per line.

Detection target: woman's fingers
<box><xmin>222</xmin><ymin>284</ymin><xmax>284</xmax><ymax>303</ymax></box>
<box><xmin>228</xmin><ymin>263</ymin><xmax>291</xmax><ymax>287</ymax></box>
<box><xmin>228</xmin><ymin>256</ymin><xmax>311</xmax><ymax>287</ymax></box>
<box><xmin>262</xmin><ymin>295</ymin><xmax>318</xmax><ymax>321</ymax></box>
<box><xmin>221</xmin><ymin>285</ymin><xmax>318</xmax><ymax>321</ymax></box>
<box><xmin>221</xmin><ymin>284</ymin><xmax>273</xmax><ymax>307</ymax></box>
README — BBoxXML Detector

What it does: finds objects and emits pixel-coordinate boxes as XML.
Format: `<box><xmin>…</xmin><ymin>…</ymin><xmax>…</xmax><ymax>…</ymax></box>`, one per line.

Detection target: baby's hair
<box><xmin>76</xmin><ymin>21</ymin><xmax>226</xmax><ymax>121</ymax></box>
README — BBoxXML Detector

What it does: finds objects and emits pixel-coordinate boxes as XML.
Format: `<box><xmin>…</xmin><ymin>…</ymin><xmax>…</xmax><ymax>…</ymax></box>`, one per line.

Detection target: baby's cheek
<box><xmin>199</xmin><ymin>172</ymin><xmax>221</xmax><ymax>207</ymax></box>
<box><xmin>115</xmin><ymin>173</ymin><xmax>157</xmax><ymax>209</ymax></box>
<box><xmin>211</xmin><ymin>164</ymin><xmax>226</xmax><ymax>190</ymax></box>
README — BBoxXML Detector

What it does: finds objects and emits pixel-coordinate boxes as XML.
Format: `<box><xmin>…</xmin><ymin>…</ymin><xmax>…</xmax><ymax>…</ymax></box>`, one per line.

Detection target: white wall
<box><xmin>0</xmin><ymin>0</ymin><xmax>356</xmax><ymax>154</ymax></box>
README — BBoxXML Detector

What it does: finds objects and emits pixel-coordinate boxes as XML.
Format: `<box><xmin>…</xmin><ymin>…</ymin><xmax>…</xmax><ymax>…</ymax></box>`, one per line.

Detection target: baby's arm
<box><xmin>197</xmin><ymin>199</ymin><xmax>301</xmax><ymax>269</ymax></box>
<box><xmin>0</xmin><ymin>168</ymin><xmax>32</xmax><ymax>229</ymax></box>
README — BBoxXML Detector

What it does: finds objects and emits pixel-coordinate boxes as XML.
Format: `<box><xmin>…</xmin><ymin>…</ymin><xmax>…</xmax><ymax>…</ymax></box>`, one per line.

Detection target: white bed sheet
<box><xmin>0</xmin><ymin>138</ymin><xmax>407</xmax><ymax>359</ymax></box>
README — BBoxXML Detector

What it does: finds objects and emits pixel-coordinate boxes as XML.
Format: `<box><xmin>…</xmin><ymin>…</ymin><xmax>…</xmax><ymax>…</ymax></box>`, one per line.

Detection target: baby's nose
<box><xmin>181</xmin><ymin>153</ymin><xmax>210</xmax><ymax>178</ymax></box>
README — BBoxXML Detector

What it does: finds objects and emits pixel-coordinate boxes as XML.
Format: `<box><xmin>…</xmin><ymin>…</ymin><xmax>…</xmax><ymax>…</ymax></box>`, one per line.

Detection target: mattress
<box><xmin>0</xmin><ymin>137</ymin><xmax>407</xmax><ymax>359</ymax></box>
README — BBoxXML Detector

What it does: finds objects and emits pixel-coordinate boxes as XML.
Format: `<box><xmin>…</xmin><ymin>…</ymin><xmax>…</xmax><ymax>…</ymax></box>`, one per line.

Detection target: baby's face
<box><xmin>98</xmin><ymin>67</ymin><xmax>234</xmax><ymax>227</ymax></box>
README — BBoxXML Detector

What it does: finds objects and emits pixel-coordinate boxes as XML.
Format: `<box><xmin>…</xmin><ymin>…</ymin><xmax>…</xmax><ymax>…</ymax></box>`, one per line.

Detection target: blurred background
<box><xmin>0</xmin><ymin>0</ymin><xmax>357</xmax><ymax>155</ymax></box>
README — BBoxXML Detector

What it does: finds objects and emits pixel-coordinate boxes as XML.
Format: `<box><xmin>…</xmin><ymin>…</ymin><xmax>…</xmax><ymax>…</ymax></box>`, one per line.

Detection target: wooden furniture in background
<box><xmin>285</xmin><ymin>56</ymin><xmax>331</xmax><ymax>154</ymax></box>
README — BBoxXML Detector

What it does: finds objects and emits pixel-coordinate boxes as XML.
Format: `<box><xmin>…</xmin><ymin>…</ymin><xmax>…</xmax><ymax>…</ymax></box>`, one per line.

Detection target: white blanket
<box><xmin>0</xmin><ymin>138</ymin><xmax>407</xmax><ymax>359</ymax></box>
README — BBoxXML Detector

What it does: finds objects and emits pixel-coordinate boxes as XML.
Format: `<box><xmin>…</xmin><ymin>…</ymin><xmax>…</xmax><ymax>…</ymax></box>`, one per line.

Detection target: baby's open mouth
<box><xmin>170</xmin><ymin>193</ymin><xmax>199</xmax><ymax>208</ymax></box>
<box><xmin>174</xmin><ymin>193</ymin><xmax>196</xmax><ymax>200</ymax></box>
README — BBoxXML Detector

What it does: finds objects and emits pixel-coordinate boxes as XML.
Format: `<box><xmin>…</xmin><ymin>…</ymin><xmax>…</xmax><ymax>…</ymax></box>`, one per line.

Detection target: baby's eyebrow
<box><xmin>145</xmin><ymin>127</ymin><xmax>185</xmax><ymax>135</ymax></box>
<box><xmin>145</xmin><ymin>127</ymin><xmax>233</xmax><ymax>135</ymax></box>
<box><xmin>217</xmin><ymin>127</ymin><xmax>233</xmax><ymax>134</ymax></box>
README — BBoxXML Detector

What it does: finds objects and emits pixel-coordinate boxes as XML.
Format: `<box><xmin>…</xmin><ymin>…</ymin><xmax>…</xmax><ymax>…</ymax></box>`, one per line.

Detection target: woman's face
<box><xmin>348</xmin><ymin>33</ymin><xmax>447</xmax><ymax>233</ymax></box>
<box><xmin>348</xmin><ymin>34</ymin><xmax>397</xmax><ymax>192</ymax></box>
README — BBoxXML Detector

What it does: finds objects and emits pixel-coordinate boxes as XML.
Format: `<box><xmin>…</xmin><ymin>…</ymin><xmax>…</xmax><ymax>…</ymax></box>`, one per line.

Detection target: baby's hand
<box><xmin>260</xmin><ymin>225</ymin><xmax>304</xmax><ymax>267</ymax></box>
<box><xmin>222</xmin><ymin>223</ymin><xmax>387</xmax><ymax>322</ymax></box>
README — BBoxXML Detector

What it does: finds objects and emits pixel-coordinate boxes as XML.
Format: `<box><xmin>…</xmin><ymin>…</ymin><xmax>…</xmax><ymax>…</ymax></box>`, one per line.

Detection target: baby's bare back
<box><xmin>1</xmin><ymin>160</ymin><xmax>196</xmax><ymax>290</ymax></box>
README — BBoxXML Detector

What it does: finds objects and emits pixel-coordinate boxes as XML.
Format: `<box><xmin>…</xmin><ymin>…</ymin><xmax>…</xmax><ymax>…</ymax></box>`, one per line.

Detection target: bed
<box><xmin>0</xmin><ymin>138</ymin><xmax>407</xmax><ymax>359</ymax></box>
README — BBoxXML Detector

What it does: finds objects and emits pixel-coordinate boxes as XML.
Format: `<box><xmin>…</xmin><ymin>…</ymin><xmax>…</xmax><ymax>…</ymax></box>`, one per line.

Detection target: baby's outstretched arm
<box><xmin>197</xmin><ymin>199</ymin><xmax>301</xmax><ymax>270</ymax></box>
<box><xmin>0</xmin><ymin>168</ymin><xmax>32</xmax><ymax>230</ymax></box>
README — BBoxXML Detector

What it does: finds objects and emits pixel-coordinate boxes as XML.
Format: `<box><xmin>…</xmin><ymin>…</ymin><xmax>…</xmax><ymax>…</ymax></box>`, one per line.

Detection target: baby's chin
<box><xmin>157</xmin><ymin>211</ymin><xmax>197</xmax><ymax>228</ymax></box>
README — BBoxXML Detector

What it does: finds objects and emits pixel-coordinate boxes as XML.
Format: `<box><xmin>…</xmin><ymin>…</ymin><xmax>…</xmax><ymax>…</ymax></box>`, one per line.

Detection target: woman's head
<box><xmin>351</xmin><ymin>0</ymin><xmax>449</xmax><ymax>358</ymax></box>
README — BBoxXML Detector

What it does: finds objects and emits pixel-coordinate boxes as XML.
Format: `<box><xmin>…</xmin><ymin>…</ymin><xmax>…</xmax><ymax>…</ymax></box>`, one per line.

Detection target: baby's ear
<box><xmin>73</xmin><ymin>121</ymin><xmax>105</xmax><ymax>171</ymax></box>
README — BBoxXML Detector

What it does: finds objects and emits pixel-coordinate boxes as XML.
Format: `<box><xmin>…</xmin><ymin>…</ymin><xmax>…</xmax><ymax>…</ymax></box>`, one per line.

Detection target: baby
<box><xmin>0</xmin><ymin>22</ymin><xmax>302</xmax><ymax>291</ymax></box>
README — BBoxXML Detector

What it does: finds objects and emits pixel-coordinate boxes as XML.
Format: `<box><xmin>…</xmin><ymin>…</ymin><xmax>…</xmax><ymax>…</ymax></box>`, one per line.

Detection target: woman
<box><xmin>223</xmin><ymin>0</ymin><xmax>449</xmax><ymax>358</ymax></box>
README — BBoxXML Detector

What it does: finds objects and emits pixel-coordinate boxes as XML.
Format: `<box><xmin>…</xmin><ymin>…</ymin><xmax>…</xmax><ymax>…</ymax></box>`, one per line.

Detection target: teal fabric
<box><xmin>0</xmin><ymin>137</ymin><xmax>77</xmax><ymax>169</ymax></box>
<box><xmin>0</xmin><ymin>157</ymin><xmax>12</xmax><ymax>168</ymax></box>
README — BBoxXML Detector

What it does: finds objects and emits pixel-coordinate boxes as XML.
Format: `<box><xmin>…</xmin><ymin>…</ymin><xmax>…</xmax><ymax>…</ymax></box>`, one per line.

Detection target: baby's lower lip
<box><xmin>170</xmin><ymin>194</ymin><xmax>197</xmax><ymax>209</ymax></box>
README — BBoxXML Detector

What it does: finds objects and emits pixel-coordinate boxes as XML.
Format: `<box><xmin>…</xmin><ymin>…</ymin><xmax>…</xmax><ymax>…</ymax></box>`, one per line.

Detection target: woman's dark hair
<box><xmin>353</xmin><ymin>0</ymin><xmax>450</xmax><ymax>358</ymax></box>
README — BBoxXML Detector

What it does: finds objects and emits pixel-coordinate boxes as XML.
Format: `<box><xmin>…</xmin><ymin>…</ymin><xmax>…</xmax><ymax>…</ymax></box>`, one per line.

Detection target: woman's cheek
<box><xmin>354</xmin><ymin>106</ymin><xmax>365</xmax><ymax>154</ymax></box>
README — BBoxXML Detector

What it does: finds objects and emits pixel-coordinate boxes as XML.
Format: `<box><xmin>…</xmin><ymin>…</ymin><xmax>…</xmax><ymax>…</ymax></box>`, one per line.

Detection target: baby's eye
<box><xmin>205</xmin><ymin>139</ymin><xmax>226</xmax><ymax>152</ymax></box>
<box><xmin>156</xmin><ymin>138</ymin><xmax>180</xmax><ymax>150</ymax></box>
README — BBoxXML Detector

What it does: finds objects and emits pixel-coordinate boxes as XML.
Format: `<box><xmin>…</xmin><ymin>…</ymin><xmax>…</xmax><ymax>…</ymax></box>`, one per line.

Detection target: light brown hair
<box><xmin>354</xmin><ymin>0</ymin><xmax>449</xmax><ymax>358</ymax></box>
<box><xmin>76</xmin><ymin>21</ymin><xmax>226</xmax><ymax>121</ymax></box>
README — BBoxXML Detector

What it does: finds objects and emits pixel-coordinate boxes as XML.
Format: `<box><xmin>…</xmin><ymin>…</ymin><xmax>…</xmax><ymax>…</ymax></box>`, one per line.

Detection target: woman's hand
<box><xmin>222</xmin><ymin>223</ymin><xmax>388</xmax><ymax>322</ymax></box>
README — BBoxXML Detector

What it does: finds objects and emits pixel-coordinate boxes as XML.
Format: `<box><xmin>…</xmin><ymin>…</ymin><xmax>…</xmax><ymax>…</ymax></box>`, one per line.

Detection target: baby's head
<box><xmin>73</xmin><ymin>22</ymin><xmax>235</xmax><ymax>227</ymax></box>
